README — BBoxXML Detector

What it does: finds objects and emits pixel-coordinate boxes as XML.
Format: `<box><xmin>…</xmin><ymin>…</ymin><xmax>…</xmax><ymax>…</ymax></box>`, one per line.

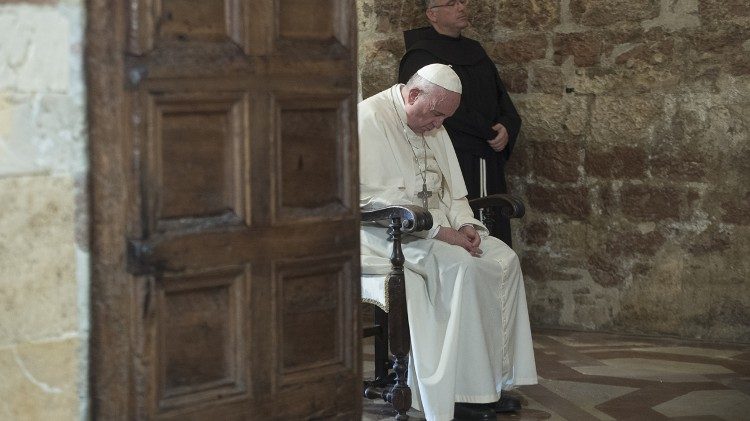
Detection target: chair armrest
<box><xmin>361</xmin><ymin>205</ymin><xmax>433</xmax><ymax>233</ymax></box>
<box><xmin>468</xmin><ymin>194</ymin><xmax>525</xmax><ymax>219</ymax></box>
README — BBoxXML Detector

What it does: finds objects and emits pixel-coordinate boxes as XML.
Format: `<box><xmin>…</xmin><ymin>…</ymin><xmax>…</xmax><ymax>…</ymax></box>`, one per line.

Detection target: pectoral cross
<box><xmin>417</xmin><ymin>182</ymin><xmax>432</xmax><ymax>209</ymax></box>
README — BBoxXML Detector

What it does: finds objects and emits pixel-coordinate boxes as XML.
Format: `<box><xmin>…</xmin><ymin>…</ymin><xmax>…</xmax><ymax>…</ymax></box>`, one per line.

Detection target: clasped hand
<box><xmin>487</xmin><ymin>123</ymin><xmax>509</xmax><ymax>152</ymax></box>
<box><xmin>435</xmin><ymin>225</ymin><xmax>482</xmax><ymax>257</ymax></box>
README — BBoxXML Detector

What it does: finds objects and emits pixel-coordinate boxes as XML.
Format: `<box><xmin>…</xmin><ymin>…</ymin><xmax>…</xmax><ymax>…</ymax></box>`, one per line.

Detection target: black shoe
<box><xmin>453</xmin><ymin>402</ymin><xmax>495</xmax><ymax>420</ymax></box>
<box><xmin>494</xmin><ymin>395</ymin><xmax>521</xmax><ymax>413</ymax></box>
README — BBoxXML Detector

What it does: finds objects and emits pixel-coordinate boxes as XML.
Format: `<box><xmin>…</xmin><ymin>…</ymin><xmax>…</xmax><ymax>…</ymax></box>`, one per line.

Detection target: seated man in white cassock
<box><xmin>359</xmin><ymin>63</ymin><xmax>538</xmax><ymax>421</ymax></box>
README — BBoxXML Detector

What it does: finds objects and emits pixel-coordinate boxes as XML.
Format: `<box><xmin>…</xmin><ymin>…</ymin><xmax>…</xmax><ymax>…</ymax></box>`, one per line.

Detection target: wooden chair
<box><xmin>361</xmin><ymin>194</ymin><xmax>525</xmax><ymax>420</ymax></box>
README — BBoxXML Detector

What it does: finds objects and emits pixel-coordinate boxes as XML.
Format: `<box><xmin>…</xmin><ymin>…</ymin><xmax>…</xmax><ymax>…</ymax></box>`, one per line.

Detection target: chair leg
<box><xmin>386</xmin><ymin>295</ymin><xmax>410</xmax><ymax>420</ymax></box>
<box><xmin>363</xmin><ymin>216</ymin><xmax>412</xmax><ymax>420</ymax></box>
<box><xmin>385</xmin><ymin>216</ymin><xmax>411</xmax><ymax>420</ymax></box>
<box><xmin>374</xmin><ymin>307</ymin><xmax>390</xmax><ymax>382</ymax></box>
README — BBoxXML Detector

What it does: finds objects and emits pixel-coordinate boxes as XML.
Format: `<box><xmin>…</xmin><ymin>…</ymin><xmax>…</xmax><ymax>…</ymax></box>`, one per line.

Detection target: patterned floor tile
<box><xmin>363</xmin><ymin>329</ymin><xmax>750</xmax><ymax>420</ymax></box>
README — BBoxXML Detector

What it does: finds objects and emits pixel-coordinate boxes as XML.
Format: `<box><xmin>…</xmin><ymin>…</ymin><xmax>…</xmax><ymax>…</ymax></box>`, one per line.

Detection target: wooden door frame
<box><xmin>87</xmin><ymin>2</ymin><xmax>362</xmax><ymax>419</ymax></box>
<box><xmin>86</xmin><ymin>1</ymin><xmax>133</xmax><ymax>418</ymax></box>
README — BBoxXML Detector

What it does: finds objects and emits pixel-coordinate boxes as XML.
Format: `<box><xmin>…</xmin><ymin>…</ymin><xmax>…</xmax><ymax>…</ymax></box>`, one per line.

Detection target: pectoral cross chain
<box><xmin>417</xmin><ymin>182</ymin><xmax>432</xmax><ymax>209</ymax></box>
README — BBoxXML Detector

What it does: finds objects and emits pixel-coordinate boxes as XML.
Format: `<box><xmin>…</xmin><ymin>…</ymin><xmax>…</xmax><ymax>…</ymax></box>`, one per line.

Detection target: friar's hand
<box><xmin>435</xmin><ymin>226</ymin><xmax>482</xmax><ymax>257</ymax></box>
<box><xmin>487</xmin><ymin>123</ymin><xmax>509</xmax><ymax>152</ymax></box>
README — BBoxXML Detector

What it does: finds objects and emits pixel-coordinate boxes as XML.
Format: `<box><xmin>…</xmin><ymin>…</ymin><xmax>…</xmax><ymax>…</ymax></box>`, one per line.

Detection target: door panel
<box><xmin>127</xmin><ymin>0</ymin><xmax>253</xmax><ymax>54</ymax></box>
<box><xmin>275</xmin><ymin>95</ymin><xmax>353</xmax><ymax>221</ymax></box>
<box><xmin>277</xmin><ymin>256</ymin><xmax>353</xmax><ymax>382</ymax></box>
<box><xmin>89</xmin><ymin>1</ymin><xmax>360</xmax><ymax>419</ymax></box>
<box><xmin>157</xmin><ymin>0</ymin><xmax>230</xmax><ymax>42</ymax></box>
<box><xmin>147</xmin><ymin>91</ymin><xmax>248</xmax><ymax>228</ymax></box>
<box><xmin>278</xmin><ymin>0</ymin><xmax>337</xmax><ymax>41</ymax></box>
<box><xmin>157</xmin><ymin>268</ymin><xmax>246</xmax><ymax>409</ymax></box>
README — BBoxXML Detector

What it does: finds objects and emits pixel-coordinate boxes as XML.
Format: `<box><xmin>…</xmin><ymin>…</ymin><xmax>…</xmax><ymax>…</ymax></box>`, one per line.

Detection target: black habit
<box><xmin>399</xmin><ymin>26</ymin><xmax>521</xmax><ymax>246</ymax></box>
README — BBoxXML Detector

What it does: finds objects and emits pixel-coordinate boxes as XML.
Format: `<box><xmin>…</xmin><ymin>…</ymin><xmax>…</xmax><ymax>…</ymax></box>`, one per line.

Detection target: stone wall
<box><xmin>0</xmin><ymin>1</ymin><xmax>89</xmax><ymax>419</ymax></box>
<box><xmin>358</xmin><ymin>0</ymin><xmax>749</xmax><ymax>342</ymax></box>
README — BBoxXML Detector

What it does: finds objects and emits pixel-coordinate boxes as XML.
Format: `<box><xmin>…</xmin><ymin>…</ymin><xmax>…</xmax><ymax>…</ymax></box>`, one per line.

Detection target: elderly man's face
<box><xmin>404</xmin><ymin>88</ymin><xmax>461</xmax><ymax>134</ymax></box>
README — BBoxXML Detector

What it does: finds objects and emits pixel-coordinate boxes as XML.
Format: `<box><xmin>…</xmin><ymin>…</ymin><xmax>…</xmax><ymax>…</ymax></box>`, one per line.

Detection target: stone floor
<box><xmin>363</xmin><ymin>328</ymin><xmax>750</xmax><ymax>420</ymax></box>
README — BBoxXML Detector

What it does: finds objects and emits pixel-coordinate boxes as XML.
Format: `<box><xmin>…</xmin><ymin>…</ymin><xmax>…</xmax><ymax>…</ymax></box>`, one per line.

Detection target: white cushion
<box><xmin>362</xmin><ymin>274</ymin><xmax>389</xmax><ymax>312</ymax></box>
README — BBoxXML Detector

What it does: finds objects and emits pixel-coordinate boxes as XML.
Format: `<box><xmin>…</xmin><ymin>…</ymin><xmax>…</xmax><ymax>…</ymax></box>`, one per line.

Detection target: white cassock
<box><xmin>359</xmin><ymin>85</ymin><xmax>538</xmax><ymax>421</ymax></box>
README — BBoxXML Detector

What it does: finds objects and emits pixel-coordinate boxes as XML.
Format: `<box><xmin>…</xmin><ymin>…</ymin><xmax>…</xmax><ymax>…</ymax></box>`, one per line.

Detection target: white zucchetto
<box><xmin>416</xmin><ymin>63</ymin><xmax>462</xmax><ymax>94</ymax></box>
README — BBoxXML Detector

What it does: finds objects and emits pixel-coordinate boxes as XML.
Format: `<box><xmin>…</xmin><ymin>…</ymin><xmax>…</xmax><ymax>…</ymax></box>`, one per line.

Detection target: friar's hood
<box><xmin>403</xmin><ymin>26</ymin><xmax>487</xmax><ymax>66</ymax></box>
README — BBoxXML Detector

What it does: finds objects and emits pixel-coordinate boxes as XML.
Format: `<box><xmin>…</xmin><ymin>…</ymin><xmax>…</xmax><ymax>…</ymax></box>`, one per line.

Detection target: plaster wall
<box><xmin>0</xmin><ymin>1</ymin><xmax>89</xmax><ymax>419</ymax></box>
<box><xmin>358</xmin><ymin>0</ymin><xmax>750</xmax><ymax>342</ymax></box>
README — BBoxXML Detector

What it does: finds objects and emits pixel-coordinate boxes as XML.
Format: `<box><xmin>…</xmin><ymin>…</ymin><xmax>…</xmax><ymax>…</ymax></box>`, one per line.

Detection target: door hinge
<box><xmin>126</xmin><ymin>239</ymin><xmax>156</xmax><ymax>276</ymax></box>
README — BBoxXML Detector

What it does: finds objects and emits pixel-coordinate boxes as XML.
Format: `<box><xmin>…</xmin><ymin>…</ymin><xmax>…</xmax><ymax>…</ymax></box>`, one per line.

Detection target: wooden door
<box><xmin>88</xmin><ymin>1</ymin><xmax>360</xmax><ymax>419</ymax></box>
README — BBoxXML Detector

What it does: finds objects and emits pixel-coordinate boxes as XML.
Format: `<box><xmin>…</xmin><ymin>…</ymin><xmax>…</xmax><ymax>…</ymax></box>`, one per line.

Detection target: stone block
<box><xmin>728</xmin><ymin>53</ymin><xmax>750</xmax><ymax>76</ymax></box>
<box><xmin>504</xmin><ymin>135</ymin><xmax>531</xmax><ymax>176</ymax></box>
<box><xmin>589</xmin><ymin>94</ymin><xmax>665</xmax><ymax>146</ymax></box>
<box><xmin>566</xmin><ymin>24</ymin><xmax>644</xmax><ymax>54</ymax></box>
<box><xmin>597</xmin><ymin>182</ymin><xmax>619</xmax><ymax>216</ymax></box>
<box><xmin>586</xmin><ymin>145</ymin><xmax>647</xmax><ymax>179</ymax></box>
<box><xmin>0</xmin><ymin>338</ymin><xmax>80</xmax><ymax>420</ymax></box>
<box><xmin>0</xmin><ymin>1</ymin><xmax>60</xmax><ymax>4</ymax></box>
<box><xmin>619</xmin><ymin>183</ymin><xmax>699</xmax><ymax>221</ymax></box>
<box><xmin>0</xmin><ymin>93</ymin><xmax>86</xmax><ymax>177</ymax></box>
<box><xmin>530</xmin><ymin>65</ymin><xmax>564</xmax><ymax>95</ymax></box>
<box><xmin>562</xmin><ymin>96</ymin><xmax>590</xmax><ymax>136</ymax></box>
<box><xmin>531</xmin><ymin>140</ymin><xmax>582</xmax><ymax>183</ymax></box>
<box><xmin>616</xmin><ymin>250</ymin><xmax>687</xmax><ymax>327</ymax></box>
<box><xmin>603</xmin><ymin>227</ymin><xmax>666</xmax><ymax>257</ymax></box>
<box><xmin>490</xmin><ymin>34</ymin><xmax>547</xmax><ymax>64</ymax></box>
<box><xmin>496</xmin><ymin>0</ymin><xmax>559</xmax><ymax>30</ymax></box>
<box><xmin>546</xmin><ymin>219</ymin><xmax>590</xmax><ymax>253</ymax></box>
<box><xmin>570</xmin><ymin>0</ymin><xmax>660</xmax><ymax>27</ymax></box>
<box><xmin>586</xmin><ymin>253</ymin><xmax>628</xmax><ymax>287</ymax></box>
<box><xmin>553</xmin><ymin>32</ymin><xmax>605</xmax><ymax>67</ymax></box>
<box><xmin>684</xmin><ymin>225</ymin><xmax>732</xmax><ymax>256</ymax></box>
<box><xmin>521</xmin><ymin>250</ymin><xmax>584</xmax><ymax>282</ymax></box>
<box><xmin>649</xmin><ymin>146</ymin><xmax>707</xmax><ymax>182</ymax></box>
<box><xmin>616</xmin><ymin>237</ymin><xmax>750</xmax><ymax>342</ymax></box>
<box><xmin>685</xmin><ymin>25</ymin><xmax>750</xmax><ymax>55</ymax></box>
<box><xmin>614</xmin><ymin>36</ymin><xmax>675</xmax><ymax>67</ymax></box>
<box><xmin>698</xmin><ymin>0</ymin><xmax>750</xmax><ymax>26</ymax></box>
<box><xmin>498</xmin><ymin>64</ymin><xmax>528</xmax><ymax>93</ymax></box>
<box><xmin>465</xmin><ymin>0</ymin><xmax>499</xmax><ymax>36</ymax></box>
<box><xmin>701</xmin><ymin>297</ymin><xmax>750</xmax><ymax>341</ymax></box>
<box><xmin>719</xmin><ymin>192</ymin><xmax>750</xmax><ymax>225</ymax></box>
<box><xmin>521</xmin><ymin>220</ymin><xmax>550</xmax><ymax>246</ymax></box>
<box><xmin>570</xmin><ymin>65</ymin><xmax>681</xmax><ymax>95</ymax></box>
<box><xmin>656</xmin><ymin>98</ymin><xmax>749</xmax><ymax>186</ymax></box>
<box><xmin>0</xmin><ymin>176</ymin><xmax>77</xmax><ymax>346</ymax></box>
<box><xmin>359</xmin><ymin>37</ymin><xmax>404</xmax><ymax>99</ymax></box>
<box><xmin>357</xmin><ymin>0</ymin><xmax>407</xmax><ymax>33</ymax></box>
<box><xmin>681</xmin><ymin>26</ymin><xmax>750</xmax><ymax>77</ymax></box>
<box><xmin>0</xmin><ymin>95</ymin><xmax>9</xmax><ymax>138</ymax></box>
<box><xmin>526</xmin><ymin>184</ymin><xmax>591</xmax><ymax>220</ymax></box>
<box><xmin>515</xmin><ymin>95</ymin><xmax>567</xmax><ymax>142</ymax></box>
<box><xmin>662</xmin><ymin>97</ymin><xmax>746</xmax><ymax>155</ymax></box>
<box><xmin>398</xmin><ymin>0</ymin><xmax>427</xmax><ymax>30</ymax></box>
<box><xmin>516</xmin><ymin>94</ymin><xmax>589</xmax><ymax>142</ymax></box>
<box><xmin>0</xmin><ymin>6</ymin><xmax>69</xmax><ymax>92</ymax></box>
<box><xmin>642</xmin><ymin>0</ymin><xmax>700</xmax><ymax>32</ymax></box>
<box><xmin>527</xmin><ymin>293</ymin><xmax>563</xmax><ymax>326</ymax></box>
